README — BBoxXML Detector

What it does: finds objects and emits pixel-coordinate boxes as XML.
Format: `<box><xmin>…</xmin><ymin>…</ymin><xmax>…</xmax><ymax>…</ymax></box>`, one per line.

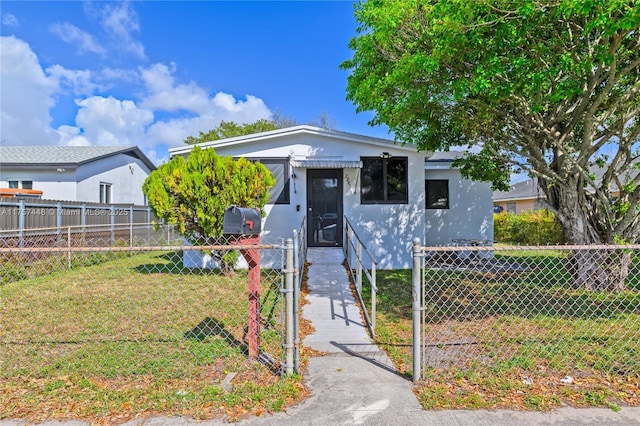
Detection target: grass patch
<box><xmin>369</xmin><ymin>249</ymin><xmax>640</xmax><ymax>411</ymax></box>
<box><xmin>0</xmin><ymin>250</ymin><xmax>305</xmax><ymax>423</ymax></box>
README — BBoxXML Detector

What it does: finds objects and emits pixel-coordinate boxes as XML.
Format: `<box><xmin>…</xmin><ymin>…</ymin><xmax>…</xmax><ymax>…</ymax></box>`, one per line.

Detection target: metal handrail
<box><xmin>343</xmin><ymin>216</ymin><xmax>378</xmax><ymax>336</ymax></box>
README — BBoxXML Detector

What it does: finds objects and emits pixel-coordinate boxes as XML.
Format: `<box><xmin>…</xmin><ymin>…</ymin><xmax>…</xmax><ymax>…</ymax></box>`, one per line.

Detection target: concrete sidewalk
<box><xmin>4</xmin><ymin>247</ymin><xmax>640</xmax><ymax>425</ymax></box>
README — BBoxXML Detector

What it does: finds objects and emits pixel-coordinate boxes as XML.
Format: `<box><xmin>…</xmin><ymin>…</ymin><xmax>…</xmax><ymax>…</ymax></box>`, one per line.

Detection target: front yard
<box><xmin>0</xmin><ymin>251</ymin><xmax>305</xmax><ymax>424</ymax></box>
<box><xmin>368</xmin><ymin>248</ymin><xmax>640</xmax><ymax>411</ymax></box>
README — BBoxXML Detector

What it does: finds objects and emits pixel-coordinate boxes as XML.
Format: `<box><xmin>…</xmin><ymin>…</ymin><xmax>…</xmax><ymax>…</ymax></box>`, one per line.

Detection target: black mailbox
<box><xmin>223</xmin><ymin>206</ymin><xmax>262</xmax><ymax>235</ymax></box>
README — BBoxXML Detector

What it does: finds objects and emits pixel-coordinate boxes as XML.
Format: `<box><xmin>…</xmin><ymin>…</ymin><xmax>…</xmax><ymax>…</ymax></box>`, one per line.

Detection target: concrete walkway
<box><xmin>236</xmin><ymin>247</ymin><xmax>425</xmax><ymax>425</ymax></box>
<box><xmin>4</xmin><ymin>247</ymin><xmax>640</xmax><ymax>425</ymax></box>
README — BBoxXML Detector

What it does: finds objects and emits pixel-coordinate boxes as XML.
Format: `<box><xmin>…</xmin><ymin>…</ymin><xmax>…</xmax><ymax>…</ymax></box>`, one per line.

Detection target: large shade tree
<box><xmin>143</xmin><ymin>146</ymin><xmax>275</xmax><ymax>274</ymax></box>
<box><xmin>342</xmin><ymin>0</ymin><xmax>640</xmax><ymax>290</ymax></box>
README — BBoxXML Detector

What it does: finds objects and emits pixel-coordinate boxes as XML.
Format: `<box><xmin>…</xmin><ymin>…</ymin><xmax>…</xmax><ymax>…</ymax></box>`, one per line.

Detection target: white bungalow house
<box><xmin>0</xmin><ymin>146</ymin><xmax>155</xmax><ymax>205</ymax></box>
<box><xmin>170</xmin><ymin>125</ymin><xmax>494</xmax><ymax>269</ymax></box>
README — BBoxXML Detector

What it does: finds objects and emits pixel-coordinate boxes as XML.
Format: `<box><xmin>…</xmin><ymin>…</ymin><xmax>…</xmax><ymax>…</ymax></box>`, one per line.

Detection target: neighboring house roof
<box><xmin>493</xmin><ymin>178</ymin><xmax>545</xmax><ymax>203</ymax></box>
<box><xmin>0</xmin><ymin>188</ymin><xmax>43</xmax><ymax>198</ymax></box>
<box><xmin>169</xmin><ymin>125</ymin><xmax>422</xmax><ymax>157</ymax></box>
<box><xmin>0</xmin><ymin>146</ymin><xmax>156</xmax><ymax>170</ymax></box>
<box><xmin>494</xmin><ymin>160</ymin><xmax>639</xmax><ymax>203</ymax></box>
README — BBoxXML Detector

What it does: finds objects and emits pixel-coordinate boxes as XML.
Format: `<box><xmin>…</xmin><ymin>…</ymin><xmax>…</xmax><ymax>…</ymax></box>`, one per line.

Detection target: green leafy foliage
<box><xmin>494</xmin><ymin>210</ymin><xmax>565</xmax><ymax>245</ymax></box>
<box><xmin>183</xmin><ymin>112</ymin><xmax>337</xmax><ymax>145</ymax></box>
<box><xmin>142</xmin><ymin>147</ymin><xmax>275</xmax><ymax>242</ymax></box>
<box><xmin>342</xmin><ymin>0</ymin><xmax>640</xmax><ymax>245</ymax></box>
<box><xmin>184</xmin><ymin>119</ymin><xmax>282</xmax><ymax>145</ymax></box>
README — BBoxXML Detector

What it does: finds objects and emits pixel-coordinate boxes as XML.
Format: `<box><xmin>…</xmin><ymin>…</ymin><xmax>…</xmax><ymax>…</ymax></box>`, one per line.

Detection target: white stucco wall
<box><xmin>176</xmin><ymin>132</ymin><xmax>427</xmax><ymax>269</ymax></box>
<box><xmin>1</xmin><ymin>154</ymin><xmax>151</xmax><ymax>204</ymax></box>
<box><xmin>172</xmin><ymin>130</ymin><xmax>494</xmax><ymax>269</ymax></box>
<box><xmin>1</xmin><ymin>167</ymin><xmax>79</xmax><ymax>200</ymax></box>
<box><xmin>76</xmin><ymin>154</ymin><xmax>151</xmax><ymax>204</ymax></box>
<box><xmin>424</xmin><ymin>166</ymin><xmax>494</xmax><ymax>246</ymax></box>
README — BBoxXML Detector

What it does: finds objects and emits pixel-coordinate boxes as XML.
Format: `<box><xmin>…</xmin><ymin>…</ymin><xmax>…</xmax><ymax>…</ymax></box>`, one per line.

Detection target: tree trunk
<box><xmin>567</xmin><ymin>249</ymin><xmax>630</xmax><ymax>292</ymax></box>
<box><xmin>211</xmin><ymin>249</ymin><xmax>237</xmax><ymax>277</ymax></box>
<box><xmin>543</xmin><ymin>180</ymin><xmax>629</xmax><ymax>291</ymax></box>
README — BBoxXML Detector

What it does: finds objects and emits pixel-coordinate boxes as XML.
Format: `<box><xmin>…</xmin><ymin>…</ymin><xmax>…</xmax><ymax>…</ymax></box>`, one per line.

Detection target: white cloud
<box><xmin>47</xmin><ymin>65</ymin><xmax>102</xmax><ymax>96</ymax></box>
<box><xmin>140</xmin><ymin>63</ymin><xmax>210</xmax><ymax>113</ymax></box>
<box><xmin>70</xmin><ymin>96</ymin><xmax>154</xmax><ymax>146</ymax></box>
<box><xmin>139</xmin><ymin>63</ymin><xmax>272</xmax><ymax>120</ymax></box>
<box><xmin>57</xmin><ymin>125</ymin><xmax>90</xmax><ymax>146</ymax></box>
<box><xmin>100</xmin><ymin>1</ymin><xmax>145</xmax><ymax>59</ymax></box>
<box><xmin>144</xmin><ymin>93</ymin><xmax>272</xmax><ymax>148</ymax></box>
<box><xmin>99</xmin><ymin>67</ymin><xmax>140</xmax><ymax>84</ymax></box>
<box><xmin>1</xmin><ymin>13</ymin><xmax>19</xmax><ymax>27</ymax></box>
<box><xmin>50</xmin><ymin>22</ymin><xmax>106</xmax><ymax>56</ymax></box>
<box><xmin>1</xmin><ymin>35</ymin><xmax>272</xmax><ymax>163</ymax></box>
<box><xmin>139</xmin><ymin>63</ymin><xmax>272</xmax><ymax>147</ymax></box>
<box><xmin>0</xmin><ymin>36</ymin><xmax>59</xmax><ymax>145</ymax></box>
<box><xmin>212</xmin><ymin>93</ymin><xmax>271</xmax><ymax>119</ymax></box>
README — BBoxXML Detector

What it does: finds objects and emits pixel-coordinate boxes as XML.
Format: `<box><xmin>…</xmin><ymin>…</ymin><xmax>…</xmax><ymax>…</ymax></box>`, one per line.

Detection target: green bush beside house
<box><xmin>494</xmin><ymin>210</ymin><xmax>565</xmax><ymax>245</ymax></box>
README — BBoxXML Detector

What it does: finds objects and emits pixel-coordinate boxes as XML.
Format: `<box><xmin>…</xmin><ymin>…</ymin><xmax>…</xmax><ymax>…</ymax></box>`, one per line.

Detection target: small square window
<box><xmin>425</xmin><ymin>180</ymin><xmax>449</xmax><ymax>209</ymax></box>
<box><xmin>21</xmin><ymin>181</ymin><xmax>33</xmax><ymax>190</ymax></box>
<box><xmin>8</xmin><ymin>181</ymin><xmax>18</xmax><ymax>189</ymax></box>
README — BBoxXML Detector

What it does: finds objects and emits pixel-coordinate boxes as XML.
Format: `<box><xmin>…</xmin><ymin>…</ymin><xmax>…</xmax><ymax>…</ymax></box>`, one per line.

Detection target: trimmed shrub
<box><xmin>494</xmin><ymin>210</ymin><xmax>565</xmax><ymax>245</ymax></box>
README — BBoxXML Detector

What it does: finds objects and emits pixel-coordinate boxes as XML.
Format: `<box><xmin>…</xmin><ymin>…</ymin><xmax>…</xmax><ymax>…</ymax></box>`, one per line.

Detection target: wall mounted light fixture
<box><xmin>380</xmin><ymin>152</ymin><xmax>392</xmax><ymax>159</ymax></box>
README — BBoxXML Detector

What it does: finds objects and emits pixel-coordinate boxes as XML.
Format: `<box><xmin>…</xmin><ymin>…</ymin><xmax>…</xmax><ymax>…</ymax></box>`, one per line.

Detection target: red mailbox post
<box><xmin>223</xmin><ymin>206</ymin><xmax>262</xmax><ymax>360</ymax></box>
<box><xmin>234</xmin><ymin>235</ymin><xmax>260</xmax><ymax>360</ymax></box>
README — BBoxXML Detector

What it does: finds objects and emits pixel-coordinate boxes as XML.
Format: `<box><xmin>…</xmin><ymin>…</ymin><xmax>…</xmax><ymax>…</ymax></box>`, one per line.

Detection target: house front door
<box><xmin>307</xmin><ymin>169</ymin><xmax>343</xmax><ymax>247</ymax></box>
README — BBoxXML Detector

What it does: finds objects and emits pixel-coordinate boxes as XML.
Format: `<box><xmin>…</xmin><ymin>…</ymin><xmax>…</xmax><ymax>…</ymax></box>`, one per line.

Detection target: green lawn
<box><xmin>366</xmin><ymin>249</ymin><xmax>640</xmax><ymax>411</ymax></box>
<box><xmin>0</xmin><ymin>251</ymin><xmax>304</xmax><ymax>423</ymax></box>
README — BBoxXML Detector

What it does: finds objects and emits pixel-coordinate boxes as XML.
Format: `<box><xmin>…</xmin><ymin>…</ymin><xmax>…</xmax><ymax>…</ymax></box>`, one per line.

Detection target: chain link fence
<box><xmin>1</xmin><ymin>223</ymin><xmax>293</xmax><ymax>416</ymax></box>
<box><xmin>411</xmin><ymin>243</ymin><xmax>640</xmax><ymax>382</ymax></box>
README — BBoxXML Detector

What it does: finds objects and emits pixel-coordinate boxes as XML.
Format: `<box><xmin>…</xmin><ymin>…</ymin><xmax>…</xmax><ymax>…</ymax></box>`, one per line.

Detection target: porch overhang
<box><xmin>290</xmin><ymin>159</ymin><xmax>363</xmax><ymax>168</ymax></box>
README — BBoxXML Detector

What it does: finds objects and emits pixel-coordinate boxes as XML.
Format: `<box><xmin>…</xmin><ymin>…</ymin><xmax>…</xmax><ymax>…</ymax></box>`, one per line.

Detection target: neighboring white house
<box><xmin>0</xmin><ymin>146</ymin><xmax>155</xmax><ymax>205</ymax></box>
<box><xmin>170</xmin><ymin>125</ymin><xmax>494</xmax><ymax>269</ymax></box>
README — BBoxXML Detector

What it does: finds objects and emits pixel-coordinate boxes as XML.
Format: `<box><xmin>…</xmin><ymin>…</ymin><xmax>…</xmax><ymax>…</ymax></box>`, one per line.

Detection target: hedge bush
<box><xmin>494</xmin><ymin>209</ymin><xmax>565</xmax><ymax>245</ymax></box>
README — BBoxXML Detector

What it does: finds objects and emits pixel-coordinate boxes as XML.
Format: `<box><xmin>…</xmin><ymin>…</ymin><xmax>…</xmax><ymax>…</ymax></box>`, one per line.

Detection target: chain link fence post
<box><xmin>412</xmin><ymin>237</ymin><xmax>422</xmax><ymax>383</ymax></box>
<box><xmin>292</xmin><ymin>231</ymin><xmax>300</xmax><ymax>374</ymax></box>
<box><xmin>284</xmin><ymin>238</ymin><xmax>295</xmax><ymax>375</ymax></box>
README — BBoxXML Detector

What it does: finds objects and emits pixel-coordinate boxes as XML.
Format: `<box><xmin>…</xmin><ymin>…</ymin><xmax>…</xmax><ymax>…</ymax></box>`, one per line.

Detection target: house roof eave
<box><xmin>169</xmin><ymin>125</ymin><xmax>421</xmax><ymax>158</ymax></box>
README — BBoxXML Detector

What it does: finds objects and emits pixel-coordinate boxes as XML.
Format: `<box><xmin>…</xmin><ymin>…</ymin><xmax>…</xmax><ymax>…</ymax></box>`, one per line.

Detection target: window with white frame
<box><xmin>7</xmin><ymin>180</ymin><xmax>32</xmax><ymax>189</ymax></box>
<box><xmin>99</xmin><ymin>182</ymin><xmax>112</xmax><ymax>204</ymax></box>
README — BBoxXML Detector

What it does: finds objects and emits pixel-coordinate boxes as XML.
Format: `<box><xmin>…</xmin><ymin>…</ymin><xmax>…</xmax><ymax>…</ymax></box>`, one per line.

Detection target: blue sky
<box><xmin>1</xmin><ymin>1</ymin><xmax>389</xmax><ymax>165</ymax></box>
